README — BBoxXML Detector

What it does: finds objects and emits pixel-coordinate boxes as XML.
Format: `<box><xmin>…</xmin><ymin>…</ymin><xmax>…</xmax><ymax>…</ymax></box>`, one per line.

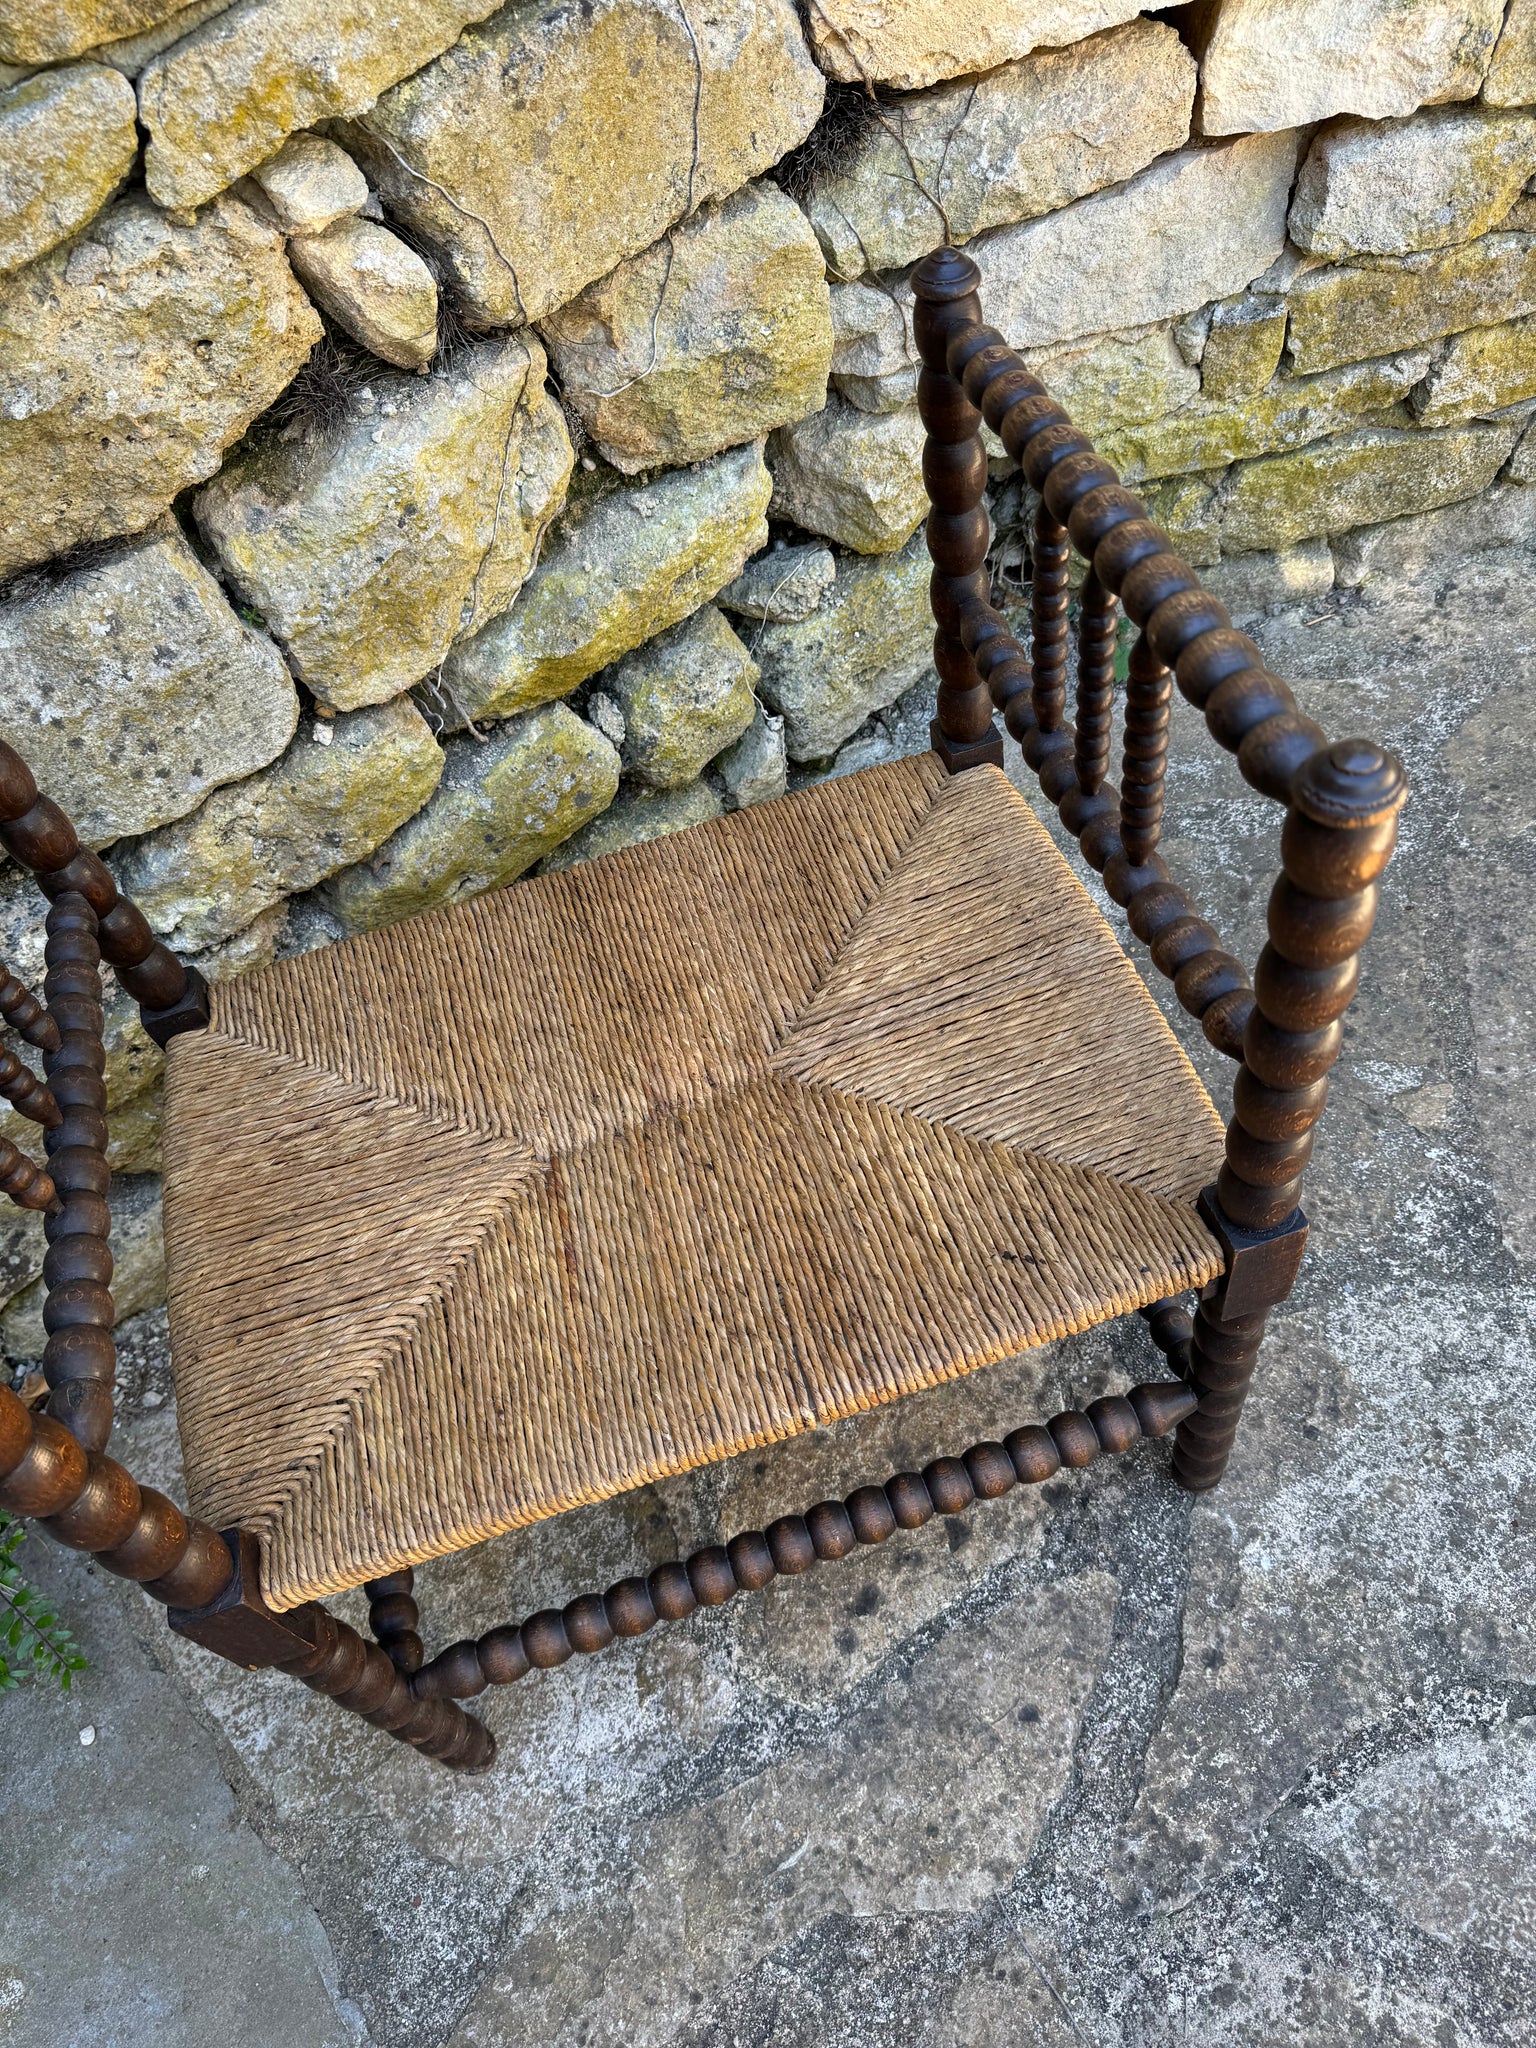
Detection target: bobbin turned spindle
<box><xmin>913</xmin><ymin>248</ymin><xmax>1005</xmax><ymax>773</ymax></box>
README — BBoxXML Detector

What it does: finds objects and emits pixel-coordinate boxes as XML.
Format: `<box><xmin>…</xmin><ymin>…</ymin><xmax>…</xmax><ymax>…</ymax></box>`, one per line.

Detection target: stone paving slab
<box><xmin>3</xmin><ymin>546</ymin><xmax>1535</xmax><ymax>2046</ymax></box>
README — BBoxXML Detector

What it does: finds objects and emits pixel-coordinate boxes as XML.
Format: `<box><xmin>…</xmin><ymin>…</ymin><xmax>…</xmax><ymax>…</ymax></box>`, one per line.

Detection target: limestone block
<box><xmin>0</xmin><ymin>194</ymin><xmax>322</xmax><ymax>580</ymax></box>
<box><xmin>1200</xmin><ymin>539</ymin><xmax>1334</xmax><ymax>614</ymax></box>
<box><xmin>801</xmin><ymin>20</ymin><xmax>1193</xmax><ymax>278</ymax></box>
<box><xmin>828</xmin><ymin>277</ymin><xmax>917</xmax><ymax>414</ymax></box>
<box><xmin>1291</xmin><ymin>106</ymin><xmax>1536</xmax><ymax>261</ymax></box>
<box><xmin>1411</xmin><ymin>312</ymin><xmax>1536</xmax><ymax>424</ymax></box>
<box><xmin>1217</xmin><ymin>421</ymin><xmax>1522</xmax><ymax>554</ymax></box>
<box><xmin>249</xmin><ymin>132</ymin><xmax>368</xmax><ymax>237</ymax></box>
<box><xmin>436</xmin><ymin>441</ymin><xmax>772</xmax><ymax>728</ymax></box>
<box><xmin>111</xmin><ymin>698</ymin><xmax>444</xmax><ymax>952</ymax></box>
<box><xmin>600</xmin><ymin>605</ymin><xmax>758</xmax><ymax>790</ymax></box>
<box><xmin>715</xmin><ymin>702</ymin><xmax>787</xmax><ymax>809</ymax></box>
<box><xmin>287</xmin><ymin>217</ymin><xmax>438</xmax><ymax>370</ymax></box>
<box><xmin>1100</xmin><ymin>349</ymin><xmax>1430</xmax><ymax>484</ymax></box>
<box><xmin>196</xmin><ymin>335</ymin><xmax>571</xmax><ymax>712</ymax></box>
<box><xmin>1485</xmin><ymin>0</ymin><xmax>1536</xmax><ymax>103</ymax></box>
<box><xmin>1199</xmin><ymin>298</ymin><xmax>1287</xmax><ymax>401</ymax></box>
<box><xmin>1287</xmin><ymin>231</ymin><xmax>1536</xmax><ymax>374</ymax></box>
<box><xmin>976</xmin><ymin>132</ymin><xmax>1299</xmax><ymax>354</ymax></box>
<box><xmin>1031</xmin><ymin>324</ymin><xmax>1200</xmax><ymax>440</ymax></box>
<box><xmin>718</xmin><ymin>543</ymin><xmax>835</xmax><ymax>621</ymax></box>
<box><xmin>1140</xmin><ymin>473</ymin><xmax>1220</xmax><ymax>565</ymax></box>
<box><xmin>805</xmin><ymin>0</ymin><xmax>1148</xmax><ymax>89</ymax></box>
<box><xmin>89</xmin><ymin>0</ymin><xmax>235</xmax><ymax>77</ymax></box>
<box><xmin>342</xmin><ymin>0</ymin><xmax>824</xmax><ymax>328</ymax></box>
<box><xmin>1199</xmin><ymin>0</ymin><xmax>1504</xmax><ymax>137</ymax></box>
<box><xmin>768</xmin><ymin>398</ymin><xmax>926</xmax><ymax>555</ymax></box>
<box><xmin>0</xmin><ymin>521</ymin><xmax>299</xmax><ymax>846</ymax></box>
<box><xmin>1332</xmin><ymin>481</ymin><xmax>1536</xmax><ymax>583</ymax></box>
<box><xmin>0</xmin><ymin>0</ymin><xmax>183</xmax><ymax>63</ymax></box>
<box><xmin>752</xmin><ymin>531</ymin><xmax>933</xmax><ymax>759</ymax></box>
<box><xmin>542</xmin><ymin>181</ymin><xmax>831</xmax><ymax>475</ymax></box>
<box><xmin>321</xmin><ymin>702</ymin><xmax>618</xmax><ymax>933</ymax></box>
<box><xmin>540</xmin><ymin>777</ymin><xmax>723</xmax><ymax>871</ymax></box>
<box><xmin>1508</xmin><ymin>417</ymin><xmax>1536</xmax><ymax>481</ymax></box>
<box><xmin>138</xmin><ymin>0</ymin><xmax>508</xmax><ymax>210</ymax></box>
<box><xmin>0</xmin><ymin>64</ymin><xmax>138</xmax><ymax>274</ymax></box>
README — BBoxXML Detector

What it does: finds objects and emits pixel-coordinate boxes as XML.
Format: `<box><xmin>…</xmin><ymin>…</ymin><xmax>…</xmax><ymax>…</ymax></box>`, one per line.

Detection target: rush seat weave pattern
<box><xmin>162</xmin><ymin>756</ymin><xmax>1225</xmax><ymax>1609</ymax></box>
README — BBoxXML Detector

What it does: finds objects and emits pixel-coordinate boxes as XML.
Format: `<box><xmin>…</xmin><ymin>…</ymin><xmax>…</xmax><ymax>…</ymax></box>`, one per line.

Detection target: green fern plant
<box><xmin>0</xmin><ymin>1510</ymin><xmax>86</xmax><ymax>1692</ymax></box>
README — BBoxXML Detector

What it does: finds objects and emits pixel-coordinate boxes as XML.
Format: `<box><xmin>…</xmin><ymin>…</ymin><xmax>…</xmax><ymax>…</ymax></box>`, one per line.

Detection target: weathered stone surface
<box><xmin>343</xmin><ymin>0</ymin><xmax>824</xmax><ymax>328</ymax></box>
<box><xmin>827</xmin><ymin>275</ymin><xmax>919</xmax><ymax>414</ymax></box>
<box><xmin>1031</xmin><ymin>323</ymin><xmax>1201</xmax><ymax>440</ymax></box>
<box><xmin>1218</xmin><ymin>420</ymin><xmax>1521</xmax><ymax>554</ymax></box>
<box><xmin>0</xmin><ymin>520</ymin><xmax>298</xmax><ymax>846</ymax></box>
<box><xmin>248</xmin><ymin>131</ymin><xmax>368</xmax><ymax>237</ymax></box>
<box><xmin>1291</xmin><ymin>105</ymin><xmax>1536</xmax><ymax>261</ymax></box>
<box><xmin>718</xmin><ymin>541</ymin><xmax>835</xmax><ymax>621</ymax></box>
<box><xmin>287</xmin><ymin>217</ymin><xmax>438</xmax><ymax>370</ymax></box>
<box><xmin>539</xmin><ymin>776</ymin><xmax>723</xmax><ymax>871</ymax></box>
<box><xmin>753</xmin><ymin>530</ymin><xmax>932</xmax><ymax>759</ymax></box>
<box><xmin>600</xmin><ymin>604</ymin><xmax>758</xmax><ymax>790</ymax></box>
<box><xmin>0</xmin><ymin>64</ymin><xmax>137</xmax><ymax>275</ymax></box>
<box><xmin>1332</xmin><ymin>480</ymin><xmax>1536</xmax><ymax>584</ymax></box>
<box><xmin>196</xmin><ymin>336</ymin><xmax>571</xmax><ymax>713</ymax></box>
<box><xmin>321</xmin><ymin>703</ymin><xmax>618</xmax><ymax>934</ymax></box>
<box><xmin>91</xmin><ymin>0</ymin><xmax>240</xmax><ymax>77</ymax></box>
<box><xmin>1287</xmin><ymin>229</ymin><xmax>1536</xmax><ymax>374</ymax></box>
<box><xmin>542</xmin><ymin>180</ymin><xmax>830</xmax><ymax>476</ymax></box>
<box><xmin>1100</xmin><ymin>348</ymin><xmax>1429</xmax><ymax>484</ymax></box>
<box><xmin>1141</xmin><ymin>470</ymin><xmax>1221</xmax><ymax>564</ymax></box>
<box><xmin>1412</xmin><ymin>312</ymin><xmax>1536</xmax><ymax>424</ymax></box>
<box><xmin>0</xmin><ymin>1173</ymin><xmax>163</xmax><ymax>1357</ymax></box>
<box><xmin>436</xmin><ymin>441</ymin><xmax>771</xmax><ymax>728</ymax></box>
<box><xmin>111</xmin><ymin>698</ymin><xmax>443</xmax><ymax>952</ymax></box>
<box><xmin>1199</xmin><ymin>296</ymin><xmax>1288</xmax><ymax>400</ymax></box>
<box><xmin>715</xmin><ymin>700</ymin><xmax>787</xmax><ymax>809</ymax></box>
<box><xmin>1507</xmin><ymin>416</ymin><xmax>1536</xmax><ymax>482</ymax></box>
<box><xmin>1199</xmin><ymin>0</ymin><xmax>1505</xmax><ymax>137</ymax></box>
<box><xmin>0</xmin><ymin>1199</ymin><xmax>42</xmax><ymax>1310</ymax></box>
<box><xmin>1201</xmin><ymin>537</ymin><xmax>1334</xmax><ymax>614</ymax></box>
<box><xmin>977</xmin><ymin>131</ymin><xmax>1299</xmax><ymax>354</ymax></box>
<box><xmin>0</xmin><ymin>194</ymin><xmax>321</xmax><ymax>581</ymax></box>
<box><xmin>0</xmin><ymin>0</ymin><xmax>182</xmax><ymax>63</ymax></box>
<box><xmin>802</xmin><ymin>20</ymin><xmax>1193</xmax><ymax>278</ymax></box>
<box><xmin>1485</xmin><ymin>0</ymin><xmax>1536</xmax><ymax>103</ymax></box>
<box><xmin>768</xmin><ymin>397</ymin><xmax>925</xmax><ymax>555</ymax></box>
<box><xmin>805</xmin><ymin>0</ymin><xmax>1148</xmax><ymax>89</ymax></box>
<box><xmin>137</xmin><ymin>0</ymin><xmax>507</xmax><ymax>210</ymax></box>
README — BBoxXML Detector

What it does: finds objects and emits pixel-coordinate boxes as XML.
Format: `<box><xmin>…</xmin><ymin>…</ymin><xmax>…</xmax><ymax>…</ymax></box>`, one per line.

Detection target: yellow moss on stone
<box><xmin>1100</xmin><ymin>351</ymin><xmax>1425</xmax><ymax>484</ymax></box>
<box><xmin>1217</xmin><ymin>421</ymin><xmax>1522</xmax><ymax>554</ymax></box>
<box><xmin>322</xmin><ymin>702</ymin><xmax>620</xmax><ymax>934</ymax></box>
<box><xmin>1412</xmin><ymin>314</ymin><xmax>1536</xmax><ymax>425</ymax></box>
<box><xmin>1200</xmin><ymin>299</ymin><xmax>1287</xmax><ymax>401</ymax></box>
<box><xmin>438</xmin><ymin>442</ymin><xmax>772</xmax><ymax>727</ymax></box>
<box><xmin>1287</xmin><ymin>231</ymin><xmax>1536</xmax><ymax>374</ymax></box>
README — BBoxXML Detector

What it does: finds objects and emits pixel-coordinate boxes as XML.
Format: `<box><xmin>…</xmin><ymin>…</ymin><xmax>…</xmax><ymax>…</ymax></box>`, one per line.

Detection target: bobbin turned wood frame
<box><xmin>0</xmin><ymin>246</ymin><xmax>1404</xmax><ymax>1771</ymax></box>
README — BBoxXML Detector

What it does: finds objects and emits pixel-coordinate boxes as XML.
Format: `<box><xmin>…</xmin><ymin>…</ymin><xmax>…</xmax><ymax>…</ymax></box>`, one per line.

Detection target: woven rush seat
<box><xmin>162</xmin><ymin>753</ymin><xmax>1225</xmax><ymax>1611</ymax></box>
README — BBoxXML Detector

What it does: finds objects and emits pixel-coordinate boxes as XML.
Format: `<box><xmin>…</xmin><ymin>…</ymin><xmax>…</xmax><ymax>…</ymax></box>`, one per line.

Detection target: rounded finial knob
<box><xmin>1292</xmin><ymin>739</ymin><xmax>1408</xmax><ymax>827</ymax></box>
<box><xmin>912</xmin><ymin>246</ymin><xmax>982</xmax><ymax>304</ymax></box>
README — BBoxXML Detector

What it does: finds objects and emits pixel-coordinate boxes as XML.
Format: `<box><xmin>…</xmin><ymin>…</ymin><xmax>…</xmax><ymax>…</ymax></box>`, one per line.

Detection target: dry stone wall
<box><xmin>1</xmin><ymin>0</ymin><xmax>1535</xmax><ymax>1348</ymax></box>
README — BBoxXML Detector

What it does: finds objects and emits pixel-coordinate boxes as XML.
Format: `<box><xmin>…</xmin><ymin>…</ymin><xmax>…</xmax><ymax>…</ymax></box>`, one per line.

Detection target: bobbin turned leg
<box><xmin>1173</xmin><ymin>741</ymin><xmax>1408</xmax><ymax>1490</ymax></box>
<box><xmin>171</xmin><ymin>1533</ymin><xmax>494</xmax><ymax>1771</ymax></box>
<box><xmin>913</xmin><ymin>249</ymin><xmax>1005</xmax><ymax>774</ymax></box>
